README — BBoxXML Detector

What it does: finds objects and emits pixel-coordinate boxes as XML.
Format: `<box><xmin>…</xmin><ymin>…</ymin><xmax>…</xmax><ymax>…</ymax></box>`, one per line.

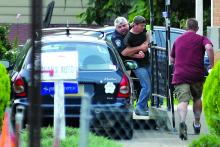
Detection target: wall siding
<box><xmin>0</xmin><ymin>0</ymin><xmax>88</xmax><ymax>24</ymax></box>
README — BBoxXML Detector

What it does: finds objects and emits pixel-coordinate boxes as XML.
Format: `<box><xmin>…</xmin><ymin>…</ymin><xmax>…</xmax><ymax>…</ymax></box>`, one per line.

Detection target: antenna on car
<box><xmin>66</xmin><ymin>19</ymin><xmax>70</xmax><ymax>36</ymax></box>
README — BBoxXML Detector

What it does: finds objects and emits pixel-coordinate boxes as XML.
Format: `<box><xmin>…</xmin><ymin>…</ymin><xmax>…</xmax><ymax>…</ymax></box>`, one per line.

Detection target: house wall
<box><xmin>0</xmin><ymin>0</ymin><xmax>88</xmax><ymax>24</ymax></box>
<box><xmin>213</xmin><ymin>0</ymin><xmax>220</xmax><ymax>26</ymax></box>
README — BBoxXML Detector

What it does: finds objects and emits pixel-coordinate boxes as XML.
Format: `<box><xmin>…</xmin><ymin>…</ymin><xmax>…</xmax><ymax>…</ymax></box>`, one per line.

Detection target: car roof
<box><xmin>154</xmin><ymin>26</ymin><xmax>186</xmax><ymax>33</ymax></box>
<box><xmin>95</xmin><ymin>25</ymin><xmax>186</xmax><ymax>33</ymax></box>
<box><xmin>40</xmin><ymin>27</ymin><xmax>106</xmax><ymax>44</ymax></box>
<box><xmin>42</xmin><ymin>32</ymin><xmax>106</xmax><ymax>45</ymax></box>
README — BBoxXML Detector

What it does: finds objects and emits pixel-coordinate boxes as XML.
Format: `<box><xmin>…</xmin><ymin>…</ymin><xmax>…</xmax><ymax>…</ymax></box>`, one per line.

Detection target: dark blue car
<box><xmin>10</xmin><ymin>28</ymin><xmax>136</xmax><ymax>139</ymax></box>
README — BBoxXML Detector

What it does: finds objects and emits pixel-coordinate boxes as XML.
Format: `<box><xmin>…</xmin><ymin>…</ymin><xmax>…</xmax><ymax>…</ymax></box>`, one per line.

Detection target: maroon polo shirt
<box><xmin>170</xmin><ymin>31</ymin><xmax>212</xmax><ymax>84</ymax></box>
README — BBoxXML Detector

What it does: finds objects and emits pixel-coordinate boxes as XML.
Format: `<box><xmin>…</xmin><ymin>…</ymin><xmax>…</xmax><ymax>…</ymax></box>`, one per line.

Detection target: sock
<box><xmin>194</xmin><ymin>122</ymin><xmax>201</xmax><ymax>128</ymax></box>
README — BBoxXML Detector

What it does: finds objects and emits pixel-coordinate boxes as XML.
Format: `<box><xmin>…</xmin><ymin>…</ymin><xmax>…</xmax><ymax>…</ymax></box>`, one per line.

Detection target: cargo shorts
<box><xmin>174</xmin><ymin>82</ymin><xmax>203</xmax><ymax>103</ymax></box>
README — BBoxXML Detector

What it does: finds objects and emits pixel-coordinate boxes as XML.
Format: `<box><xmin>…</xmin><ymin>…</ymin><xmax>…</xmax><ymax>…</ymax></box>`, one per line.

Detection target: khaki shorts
<box><xmin>174</xmin><ymin>82</ymin><xmax>203</xmax><ymax>103</ymax></box>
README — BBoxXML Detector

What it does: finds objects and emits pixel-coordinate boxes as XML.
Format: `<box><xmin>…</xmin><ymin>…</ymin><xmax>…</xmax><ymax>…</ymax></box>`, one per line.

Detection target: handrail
<box><xmin>150</xmin><ymin>45</ymin><xmax>166</xmax><ymax>51</ymax></box>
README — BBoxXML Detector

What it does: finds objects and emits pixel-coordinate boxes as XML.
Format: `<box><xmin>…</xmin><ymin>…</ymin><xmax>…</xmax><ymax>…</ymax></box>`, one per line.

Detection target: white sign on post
<box><xmin>41</xmin><ymin>51</ymin><xmax>78</xmax><ymax>140</ymax></box>
<box><xmin>41</xmin><ymin>51</ymin><xmax>78</xmax><ymax>80</ymax></box>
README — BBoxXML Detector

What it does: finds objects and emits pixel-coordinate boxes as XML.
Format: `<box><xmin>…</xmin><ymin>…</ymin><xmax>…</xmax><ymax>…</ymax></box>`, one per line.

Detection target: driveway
<box><xmin>119</xmin><ymin>105</ymin><xmax>208</xmax><ymax>147</ymax></box>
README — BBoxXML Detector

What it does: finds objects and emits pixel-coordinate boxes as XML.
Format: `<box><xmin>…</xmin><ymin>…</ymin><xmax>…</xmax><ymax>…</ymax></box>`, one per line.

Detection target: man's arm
<box><xmin>170</xmin><ymin>56</ymin><xmax>175</xmax><ymax>63</ymax></box>
<box><xmin>170</xmin><ymin>43</ymin><xmax>175</xmax><ymax>63</ymax></box>
<box><xmin>205</xmin><ymin>44</ymin><xmax>214</xmax><ymax>68</ymax></box>
<box><xmin>121</xmin><ymin>42</ymin><xmax>148</xmax><ymax>57</ymax></box>
<box><xmin>146</xmin><ymin>31</ymin><xmax>151</xmax><ymax>45</ymax></box>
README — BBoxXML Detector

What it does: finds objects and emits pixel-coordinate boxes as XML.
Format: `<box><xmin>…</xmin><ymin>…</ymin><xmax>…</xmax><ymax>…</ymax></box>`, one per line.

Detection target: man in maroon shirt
<box><xmin>170</xmin><ymin>18</ymin><xmax>214</xmax><ymax>140</ymax></box>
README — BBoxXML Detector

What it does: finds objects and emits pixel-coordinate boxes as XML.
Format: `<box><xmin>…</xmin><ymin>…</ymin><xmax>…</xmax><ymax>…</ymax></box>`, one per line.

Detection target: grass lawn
<box><xmin>21</xmin><ymin>127</ymin><xmax>123</xmax><ymax>147</ymax></box>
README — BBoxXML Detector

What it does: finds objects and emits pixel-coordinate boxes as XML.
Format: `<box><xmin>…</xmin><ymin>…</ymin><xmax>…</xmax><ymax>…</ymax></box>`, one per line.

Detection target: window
<box><xmin>41</xmin><ymin>42</ymin><xmax>117</xmax><ymax>71</ymax></box>
<box><xmin>14</xmin><ymin>39</ymin><xmax>31</xmax><ymax>71</ymax></box>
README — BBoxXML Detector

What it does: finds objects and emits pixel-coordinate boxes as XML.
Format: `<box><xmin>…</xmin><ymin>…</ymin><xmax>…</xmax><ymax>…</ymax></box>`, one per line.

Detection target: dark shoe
<box><xmin>193</xmin><ymin>122</ymin><xmax>201</xmax><ymax>135</ymax></box>
<box><xmin>179</xmin><ymin>122</ymin><xmax>187</xmax><ymax>140</ymax></box>
<box><xmin>134</xmin><ymin>108</ymin><xmax>149</xmax><ymax>116</ymax></box>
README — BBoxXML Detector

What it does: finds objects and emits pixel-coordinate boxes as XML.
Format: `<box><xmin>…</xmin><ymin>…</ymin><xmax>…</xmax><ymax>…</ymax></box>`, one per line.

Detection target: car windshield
<box><xmin>41</xmin><ymin>42</ymin><xmax>117</xmax><ymax>71</ymax></box>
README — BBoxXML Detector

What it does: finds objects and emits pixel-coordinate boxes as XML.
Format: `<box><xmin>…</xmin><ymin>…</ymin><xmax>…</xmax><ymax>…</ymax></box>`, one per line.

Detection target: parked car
<box><xmin>85</xmin><ymin>26</ymin><xmax>210</xmax><ymax>68</ymax></box>
<box><xmin>10</xmin><ymin>28</ymin><xmax>137</xmax><ymax>139</ymax></box>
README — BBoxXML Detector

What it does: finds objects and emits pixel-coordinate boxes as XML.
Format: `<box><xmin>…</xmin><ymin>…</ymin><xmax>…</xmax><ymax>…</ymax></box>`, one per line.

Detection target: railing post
<box><xmin>15</xmin><ymin>105</ymin><xmax>25</xmax><ymax>147</ymax></box>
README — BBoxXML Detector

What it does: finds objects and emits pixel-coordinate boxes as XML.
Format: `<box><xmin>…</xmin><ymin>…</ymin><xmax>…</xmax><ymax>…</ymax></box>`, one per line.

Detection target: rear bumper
<box><xmin>11</xmin><ymin>98</ymin><xmax>133</xmax><ymax>129</ymax></box>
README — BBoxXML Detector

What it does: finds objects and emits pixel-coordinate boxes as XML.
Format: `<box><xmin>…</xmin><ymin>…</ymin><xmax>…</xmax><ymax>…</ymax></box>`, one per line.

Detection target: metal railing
<box><xmin>150</xmin><ymin>45</ymin><xmax>175</xmax><ymax>129</ymax></box>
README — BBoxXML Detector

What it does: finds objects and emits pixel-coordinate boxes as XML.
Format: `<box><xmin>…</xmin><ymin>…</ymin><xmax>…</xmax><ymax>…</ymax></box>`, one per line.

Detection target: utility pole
<box><xmin>29</xmin><ymin>0</ymin><xmax>42</xmax><ymax>146</ymax></box>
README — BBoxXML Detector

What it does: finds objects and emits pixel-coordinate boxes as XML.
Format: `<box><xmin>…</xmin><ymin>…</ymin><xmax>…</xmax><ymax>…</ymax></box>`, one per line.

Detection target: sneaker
<box><xmin>134</xmin><ymin>108</ymin><xmax>149</xmax><ymax>116</ymax></box>
<box><xmin>193</xmin><ymin>122</ymin><xmax>201</xmax><ymax>135</ymax></box>
<box><xmin>179</xmin><ymin>122</ymin><xmax>187</xmax><ymax>140</ymax></box>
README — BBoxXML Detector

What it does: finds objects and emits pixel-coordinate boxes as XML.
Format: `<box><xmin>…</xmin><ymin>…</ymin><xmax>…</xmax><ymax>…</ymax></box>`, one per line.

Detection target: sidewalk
<box><xmin>119</xmin><ymin>105</ymin><xmax>208</xmax><ymax>147</ymax></box>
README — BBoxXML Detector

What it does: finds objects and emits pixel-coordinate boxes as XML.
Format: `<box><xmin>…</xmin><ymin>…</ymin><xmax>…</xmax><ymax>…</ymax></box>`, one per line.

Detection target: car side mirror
<box><xmin>124</xmin><ymin>60</ymin><xmax>138</xmax><ymax>70</ymax></box>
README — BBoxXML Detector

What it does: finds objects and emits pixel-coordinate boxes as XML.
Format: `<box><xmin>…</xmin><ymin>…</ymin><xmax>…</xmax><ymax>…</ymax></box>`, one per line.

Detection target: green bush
<box><xmin>0</xmin><ymin>63</ymin><xmax>10</xmax><ymax>128</ymax></box>
<box><xmin>0</xmin><ymin>25</ymin><xmax>18</xmax><ymax>64</ymax></box>
<box><xmin>190</xmin><ymin>134</ymin><xmax>220</xmax><ymax>147</ymax></box>
<box><xmin>203</xmin><ymin>61</ymin><xmax>220</xmax><ymax>136</ymax></box>
<box><xmin>21</xmin><ymin>127</ymin><xmax>123</xmax><ymax>147</ymax></box>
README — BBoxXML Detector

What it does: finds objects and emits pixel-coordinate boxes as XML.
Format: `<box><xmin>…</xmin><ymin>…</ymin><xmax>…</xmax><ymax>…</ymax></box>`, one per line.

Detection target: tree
<box><xmin>78</xmin><ymin>0</ymin><xmax>211</xmax><ymax>33</ymax></box>
<box><xmin>0</xmin><ymin>25</ymin><xmax>18</xmax><ymax>64</ymax></box>
<box><xmin>79</xmin><ymin>0</ymin><xmax>132</xmax><ymax>25</ymax></box>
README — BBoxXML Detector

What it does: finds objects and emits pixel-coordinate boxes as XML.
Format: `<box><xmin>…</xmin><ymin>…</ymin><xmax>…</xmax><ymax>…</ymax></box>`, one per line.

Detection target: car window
<box><xmin>13</xmin><ymin>39</ymin><xmax>31</xmax><ymax>71</ymax></box>
<box><xmin>105</xmin><ymin>33</ymin><xmax>113</xmax><ymax>43</ymax></box>
<box><xmin>161</xmin><ymin>31</ymin><xmax>183</xmax><ymax>48</ymax></box>
<box><xmin>153</xmin><ymin>30</ymin><xmax>165</xmax><ymax>47</ymax></box>
<box><xmin>41</xmin><ymin>42</ymin><xmax>117</xmax><ymax>71</ymax></box>
<box><xmin>170</xmin><ymin>32</ymin><xmax>182</xmax><ymax>46</ymax></box>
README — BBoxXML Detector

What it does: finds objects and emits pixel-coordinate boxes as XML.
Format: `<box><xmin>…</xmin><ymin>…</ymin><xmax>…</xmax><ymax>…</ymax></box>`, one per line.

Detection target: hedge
<box><xmin>0</xmin><ymin>63</ymin><xmax>10</xmax><ymax>128</ymax></box>
<box><xmin>203</xmin><ymin>61</ymin><xmax>220</xmax><ymax>135</ymax></box>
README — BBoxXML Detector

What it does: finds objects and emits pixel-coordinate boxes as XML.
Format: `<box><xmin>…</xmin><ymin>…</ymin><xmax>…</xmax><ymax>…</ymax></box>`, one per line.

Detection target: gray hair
<box><xmin>114</xmin><ymin>17</ymin><xmax>128</xmax><ymax>27</ymax></box>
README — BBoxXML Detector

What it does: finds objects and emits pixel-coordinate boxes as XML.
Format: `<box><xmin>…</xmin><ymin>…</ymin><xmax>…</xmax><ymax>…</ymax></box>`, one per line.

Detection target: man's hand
<box><xmin>138</xmin><ymin>42</ymin><xmax>148</xmax><ymax>52</ymax></box>
<box><xmin>121</xmin><ymin>42</ymin><xmax>148</xmax><ymax>57</ymax></box>
<box><xmin>131</xmin><ymin>51</ymin><xmax>145</xmax><ymax>59</ymax></box>
<box><xmin>205</xmin><ymin>44</ymin><xmax>214</xmax><ymax>68</ymax></box>
<box><xmin>138</xmin><ymin>51</ymin><xmax>145</xmax><ymax>58</ymax></box>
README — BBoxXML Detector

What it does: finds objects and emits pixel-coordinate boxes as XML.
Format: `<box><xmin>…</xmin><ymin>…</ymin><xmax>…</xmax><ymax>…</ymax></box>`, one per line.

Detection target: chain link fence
<box><xmin>10</xmin><ymin>1</ymin><xmax>176</xmax><ymax>146</ymax></box>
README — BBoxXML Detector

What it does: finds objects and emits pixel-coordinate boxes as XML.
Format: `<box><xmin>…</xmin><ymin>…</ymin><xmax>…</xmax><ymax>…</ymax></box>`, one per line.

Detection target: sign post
<box><xmin>41</xmin><ymin>51</ymin><xmax>78</xmax><ymax>141</ymax></box>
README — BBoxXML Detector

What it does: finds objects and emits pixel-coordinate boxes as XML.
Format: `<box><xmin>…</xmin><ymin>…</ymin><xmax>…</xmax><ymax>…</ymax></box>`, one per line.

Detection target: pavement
<box><xmin>119</xmin><ymin>105</ymin><xmax>209</xmax><ymax>147</ymax></box>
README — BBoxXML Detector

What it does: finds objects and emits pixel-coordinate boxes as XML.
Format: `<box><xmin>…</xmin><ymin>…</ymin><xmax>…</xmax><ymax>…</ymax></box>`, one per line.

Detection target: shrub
<box><xmin>0</xmin><ymin>25</ymin><xmax>18</xmax><ymax>64</ymax></box>
<box><xmin>189</xmin><ymin>134</ymin><xmax>220</xmax><ymax>147</ymax></box>
<box><xmin>0</xmin><ymin>63</ymin><xmax>10</xmax><ymax>128</ymax></box>
<box><xmin>203</xmin><ymin>61</ymin><xmax>220</xmax><ymax>135</ymax></box>
<box><xmin>21</xmin><ymin>127</ymin><xmax>123</xmax><ymax>147</ymax></box>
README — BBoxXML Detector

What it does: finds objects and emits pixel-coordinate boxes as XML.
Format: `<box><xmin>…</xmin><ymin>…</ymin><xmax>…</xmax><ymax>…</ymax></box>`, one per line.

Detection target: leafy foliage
<box><xmin>0</xmin><ymin>25</ymin><xmax>18</xmax><ymax>64</ymax></box>
<box><xmin>0</xmin><ymin>26</ymin><xmax>12</xmax><ymax>59</ymax></box>
<box><xmin>0</xmin><ymin>63</ymin><xmax>10</xmax><ymax>128</ymax></box>
<box><xmin>78</xmin><ymin>0</ymin><xmax>211</xmax><ymax>34</ymax></box>
<box><xmin>79</xmin><ymin>0</ymin><xmax>132</xmax><ymax>25</ymax></box>
<box><xmin>128</xmin><ymin>0</ymin><xmax>164</xmax><ymax>25</ymax></box>
<box><xmin>203</xmin><ymin>61</ymin><xmax>220</xmax><ymax>136</ymax></box>
<box><xmin>189</xmin><ymin>134</ymin><xmax>220</xmax><ymax>147</ymax></box>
